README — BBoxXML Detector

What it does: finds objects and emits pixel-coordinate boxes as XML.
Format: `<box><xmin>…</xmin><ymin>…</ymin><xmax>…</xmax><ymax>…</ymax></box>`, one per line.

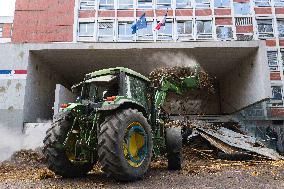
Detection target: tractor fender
<box><xmin>99</xmin><ymin>99</ymin><xmax>147</xmax><ymax>116</ymax></box>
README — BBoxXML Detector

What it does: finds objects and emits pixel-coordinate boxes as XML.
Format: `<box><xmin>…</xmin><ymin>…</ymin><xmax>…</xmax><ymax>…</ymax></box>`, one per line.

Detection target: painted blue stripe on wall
<box><xmin>0</xmin><ymin>70</ymin><xmax>12</xmax><ymax>74</ymax></box>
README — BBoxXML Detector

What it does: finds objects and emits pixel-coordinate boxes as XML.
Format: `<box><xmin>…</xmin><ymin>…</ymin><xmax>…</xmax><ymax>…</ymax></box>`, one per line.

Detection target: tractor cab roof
<box><xmin>86</xmin><ymin>67</ymin><xmax>150</xmax><ymax>82</ymax></box>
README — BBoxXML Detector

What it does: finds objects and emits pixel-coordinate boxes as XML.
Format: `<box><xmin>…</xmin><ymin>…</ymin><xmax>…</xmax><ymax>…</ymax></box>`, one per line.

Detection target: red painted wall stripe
<box><xmin>268</xmin><ymin>108</ymin><xmax>284</xmax><ymax>117</ymax></box>
<box><xmin>266</xmin><ymin>40</ymin><xmax>276</xmax><ymax>47</ymax></box>
<box><xmin>279</xmin><ymin>40</ymin><xmax>284</xmax><ymax>47</ymax></box>
<box><xmin>214</xmin><ymin>9</ymin><xmax>231</xmax><ymax>16</ymax></box>
<box><xmin>215</xmin><ymin>18</ymin><xmax>232</xmax><ymax>25</ymax></box>
<box><xmin>117</xmin><ymin>10</ymin><xmax>134</xmax><ymax>17</ymax></box>
<box><xmin>137</xmin><ymin>10</ymin><xmax>154</xmax><ymax>17</ymax></box>
<box><xmin>79</xmin><ymin>10</ymin><xmax>96</xmax><ymax>18</ymax></box>
<box><xmin>175</xmin><ymin>9</ymin><xmax>193</xmax><ymax>16</ymax></box>
<box><xmin>270</xmin><ymin>72</ymin><xmax>281</xmax><ymax>80</ymax></box>
<box><xmin>195</xmin><ymin>9</ymin><xmax>212</xmax><ymax>16</ymax></box>
<box><xmin>236</xmin><ymin>25</ymin><xmax>253</xmax><ymax>33</ymax></box>
<box><xmin>276</xmin><ymin>8</ymin><xmax>284</xmax><ymax>14</ymax></box>
<box><xmin>156</xmin><ymin>10</ymin><xmax>173</xmax><ymax>16</ymax></box>
<box><xmin>14</xmin><ymin>70</ymin><xmax>28</xmax><ymax>74</ymax></box>
<box><xmin>98</xmin><ymin>10</ymin><xmax>115</xmax><ymax>17</ymax></box>
<box><xmin>254</xmin><ymin>7</ymin><xmax>272</xmax><ymax>14</ymax></box>
<box><xmin>2</xmin><ymin>23</ymin><xmax>12</xmax><ymax>38</ymax></box>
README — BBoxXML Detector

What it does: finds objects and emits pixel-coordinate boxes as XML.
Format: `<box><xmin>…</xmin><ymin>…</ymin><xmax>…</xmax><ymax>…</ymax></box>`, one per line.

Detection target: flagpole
<box><xmin>134</xmin><ymin>1</ymin><xmax>137</xmax><ymax>42</ymax></box>
<box><xmin>154</xmin><ymin>6</ymin><xmax>157</xmax><ymax>42</ymax></box>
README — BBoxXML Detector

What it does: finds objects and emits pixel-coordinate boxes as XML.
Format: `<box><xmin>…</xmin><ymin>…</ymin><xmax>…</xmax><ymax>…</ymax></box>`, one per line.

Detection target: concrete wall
<box><xmin>0</xmin><ymin>44</ymin><xmax>29</xmax><ymax>130</ymax></box>
<box><xmin>54</xmin><ymin>84</ymin><xmax>76</xmax><ymax>115</ymax></box>
<box><xmin>220</xmin><ymin>43</ymin><xmax>271</xmax><ymax>114</ymax></box>
<box><xmin>23</xmin><ymin>53</ymin><xmax>68</xmax><ymax>123</ymax></box>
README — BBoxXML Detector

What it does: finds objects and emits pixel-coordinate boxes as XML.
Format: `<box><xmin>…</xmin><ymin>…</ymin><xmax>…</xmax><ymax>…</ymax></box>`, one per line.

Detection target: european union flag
<box><xmin>131</xmin><ymin>13</ymin><xmax>147</xmax><ymax>34</ymax></box>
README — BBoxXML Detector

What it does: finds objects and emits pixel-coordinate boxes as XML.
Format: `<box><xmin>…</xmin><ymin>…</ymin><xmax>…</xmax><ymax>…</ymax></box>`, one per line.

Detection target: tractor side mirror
<box><xmin>102</xmin><ymin>90</ymin><xmax>107</xmax><ymax>99</ymax></box>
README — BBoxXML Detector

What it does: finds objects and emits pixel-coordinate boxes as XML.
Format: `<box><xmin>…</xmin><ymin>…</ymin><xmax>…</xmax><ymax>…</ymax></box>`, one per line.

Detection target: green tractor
<box><xmin>43</xmin><ymin>67</ymin><xmax>200</xmax><ymax>181</ymax></box>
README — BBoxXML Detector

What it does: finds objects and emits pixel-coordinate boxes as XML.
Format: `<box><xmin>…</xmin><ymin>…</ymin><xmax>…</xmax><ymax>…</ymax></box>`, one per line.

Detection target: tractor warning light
<box><xmin>106</xmin><ymin>96</ymin><xmax>116</xmax><ymax>101</ymax></box>
<box><xmin>60</xmin><ymin>103</ymin><xmax>69</xmax><ymax>109</ymax></box>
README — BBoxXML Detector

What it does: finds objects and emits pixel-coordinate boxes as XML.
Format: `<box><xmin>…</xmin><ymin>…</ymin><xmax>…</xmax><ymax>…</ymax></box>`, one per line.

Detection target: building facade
<box><xmin>76</xmin><ymin>0</ymin><xmax>284</xmax><ymax>120</ymax></box>
<box><xmin>74</xmin><ymin>0</ymin><xmax>284</xmax><ymax>113</ymax></box>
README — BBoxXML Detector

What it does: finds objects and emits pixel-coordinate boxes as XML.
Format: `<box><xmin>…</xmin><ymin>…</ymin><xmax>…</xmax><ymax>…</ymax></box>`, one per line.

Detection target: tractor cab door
<box><xmin>124</xmin><ymin>74</ymin><xmax>149</xmax><ymax>110</ymax></box>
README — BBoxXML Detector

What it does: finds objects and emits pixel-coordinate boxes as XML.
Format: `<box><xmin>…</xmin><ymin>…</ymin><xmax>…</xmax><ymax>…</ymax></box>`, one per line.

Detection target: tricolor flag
<box><xmin>155</xmin><ymin>12</ymin><xmax>167</xmax><ymax>31</ymax></box>
<box><xmin>131</xmin><ymin>13</ymin><xmax>147</xmax><ymax>34</ymax></box>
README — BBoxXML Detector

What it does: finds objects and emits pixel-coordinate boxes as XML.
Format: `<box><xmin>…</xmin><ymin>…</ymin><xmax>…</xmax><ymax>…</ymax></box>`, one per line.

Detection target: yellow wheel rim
<box><xmin>65</xmin><ymin>133</ymin><xmax>77</xmax><ymax>161</ymax></box>
<box><xmin>123</xmin><ymin>122</ymin><xmax>148</xmax><ymax>167</ymax></box>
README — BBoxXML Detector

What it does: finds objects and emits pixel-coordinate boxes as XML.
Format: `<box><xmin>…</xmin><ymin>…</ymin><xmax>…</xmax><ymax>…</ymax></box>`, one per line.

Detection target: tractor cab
<box><xmin>72</xmin><ymin>67</ymin><xmax>150</xmax><ymax>107</ymax></box>
<box><xmin>84</xmin><ymin>74</ymin><xmax>119</xmax><ymax>102</ymax></box>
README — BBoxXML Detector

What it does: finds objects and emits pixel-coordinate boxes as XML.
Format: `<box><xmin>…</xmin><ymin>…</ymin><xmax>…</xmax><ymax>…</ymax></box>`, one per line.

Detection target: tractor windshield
<box><xmin>84</xmin><ymin>74</ymin><xmax>119</xmax><ymax>102</ymax></box>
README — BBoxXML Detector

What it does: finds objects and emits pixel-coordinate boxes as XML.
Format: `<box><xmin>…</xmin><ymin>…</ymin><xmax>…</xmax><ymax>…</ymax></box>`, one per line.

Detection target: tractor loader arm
<box><xmin>154</xmin><ymin>65</ymin><xmax>201</xmax><ymax>109</ymax></box>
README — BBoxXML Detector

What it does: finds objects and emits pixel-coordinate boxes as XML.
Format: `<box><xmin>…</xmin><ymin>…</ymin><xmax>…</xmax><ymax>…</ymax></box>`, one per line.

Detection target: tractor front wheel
<box><xmin>43</xmin><ymin>111</ymin><xmax>94</xmax><ymax>177</ymax></box>
<box><xmin>98</xmin><ymin>109</ymin><xmax>153</xmax><ymax>181</ymax></box>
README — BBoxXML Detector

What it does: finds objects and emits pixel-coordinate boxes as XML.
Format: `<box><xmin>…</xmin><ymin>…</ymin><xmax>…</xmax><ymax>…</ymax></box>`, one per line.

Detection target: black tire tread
<box><xmin>42</xmin><ymin>111</ymin><xmax>93</xmax><ymax>178</ymax></box>
<box><xmin>98</xmin><ymin>108</ymin><xmax>152</xmax><ymax>181</ymax></box>
<box><xmin>166</xmin><ymin>127</ymin><xmax>182</xmax><ymax>171</ymax></box>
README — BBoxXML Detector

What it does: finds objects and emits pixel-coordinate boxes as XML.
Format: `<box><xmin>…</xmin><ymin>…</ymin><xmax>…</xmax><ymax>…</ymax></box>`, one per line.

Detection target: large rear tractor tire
<box><xmin>166</xmin><ymin>126</ymin><xmax>182</xmax><ymax>170</ymax></box>
<box><xmin>98</xmin><ymin>109</ymin><xmax>153</xmax><ymax>181</ymax></box>
<box><xmin>43</xmin><ymin>111</ymin><xmax>94</xmax><ymax>177</ymax></box>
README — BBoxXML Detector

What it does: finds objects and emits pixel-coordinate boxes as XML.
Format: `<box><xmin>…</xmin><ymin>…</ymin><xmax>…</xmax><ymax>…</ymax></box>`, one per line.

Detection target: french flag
<box><xmin>155</xmin><ymin>12</ymin><xmax>167</xmax><ymax>31</ymax></box>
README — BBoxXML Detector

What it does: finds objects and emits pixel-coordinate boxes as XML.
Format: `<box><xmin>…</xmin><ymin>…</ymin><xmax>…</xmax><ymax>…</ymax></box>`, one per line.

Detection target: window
<box><xmin>235</xmin><ymin>17</ymin><xmax>252</xmax><ymax>26</ymax></box>
<box><xmin>138</xmin><ymin>0</ymin><xmax>153</xmax><ymax>8</ymax></box>
<box><xmin>214</xmin><ymin>0</ymin><xmax>230</xmax><ymax>8</ymax></box>
<box><xmin>80</xmin><ymin>0</ymin><xmax>96</xmax><ymax>10</ymax></box>
<box><xmin>118</xmin><ymin>0</ymin><xmax>133</xmax><ymax>9</ymax></box>
<box><xmin>267</xmin><ymin>51</ymin><xmax>278</xmax><ymax>71</ymax></box>
<box><xmin>0</xmin><ymin>24</ymin><xmax>3</xmax><ymax>38</ymax></box>
<box><xmin>118</xmin><ymin>21</ymin><xmax>133</xmax><ymax>40</ymax></box>
<box><xmin>137</xmin><ymin>21</ymin><xmax>153</xmax><ymax>40</ymax></box>
<box><xmin>99</xmin><ymin>0</ymin><xmax>114</xmax><ymax>9</ymax></box>
<box><xmin>176</xmin><ymin>0</ymin><xmax>192</xmax><ymax>8</ymax></box>
<box><xmin>243</xmin><ymin>102</ymin><xmax>265</xmax><ymax>117</ymax></box>
<box><xmin>254</xmin><ymin>0</ymin><xmax>270</xmax><ymax>7</ymax></box>
<box><xmin>177</xmin><ymin>20</ymin><xmax>193</xmax><ymax>40</ymax></box>
<box><xmin>98</xmin><ymin>21</ymin><xmax>114</xmax><ymax>41</ymax></box>
<box><xmin>236</xmin><ymin>33</ymin><xmax>253</xmax><ymax>41</ymax></box>
<box><xmin>278</xmin><ymin>19</ymin><xmax>284</xmax><ymax>38</ymax></box>
<box><xmin>235</xmin><ymin>17</ymin><xmax>253</xmax><ymax>41</ymax></box>
<box><xmin>275</xmin><ymin>0</ymin><xmax>284</xmax><ymax>7</ymax></box>
<box><xmin>126</xmin><ymin>75</ymin><xmax>148</xmax><ymax>108</ymax></box>
<box><xmin>196</xmin><ymin>20</ymin><xmax>212</xmax><ymax>39</ymax></box>
<box><xmin>79</xmin><ymin>22</ymin><xmax>94</xmax><ymax>37</ymax></box>
<box><xmin>196</xmin><ymin>0</ymin><xmax>210</xmax><ymax>8</ymax></box>
<box><xmin>216</xmin><ymin>26</ymin><xmax>233</xmax><ymax>40</ymax></box>
<box><xmin>272</xmin><ymin>86</ymin><xmax>283</xmax><ymax>100</ymax></box>
<box><xmin>257</xmin><ymin>19</ymin><xmax>274</xmax><ymax>39</ymax></box>
<box><xmin>157</xmin><ymin>21</ymin><xmax>173</xmax><ymax>40</ymax></box>
<box><xmin>233</xmin><ymin>2</ymin><xmax>251</xmax><ymax>15</ymax></box>
<box><xmin>157</xmin><ymin>0</ymin><xmax>171</xmax><ymax>9</ymax></box>
<box><xmin>281</xmin><ymin>49</ymin><xmax>284</xmax><ymax>66</ymax></box>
